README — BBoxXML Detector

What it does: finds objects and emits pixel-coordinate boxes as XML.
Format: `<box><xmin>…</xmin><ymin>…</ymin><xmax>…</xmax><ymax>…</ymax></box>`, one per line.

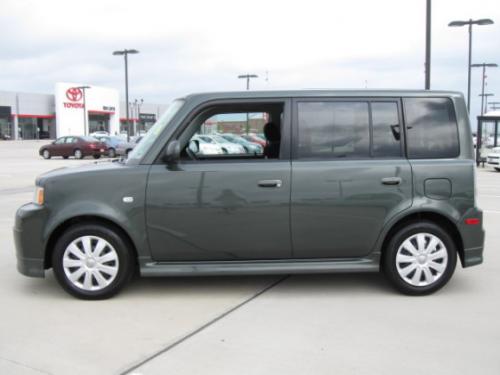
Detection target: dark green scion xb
<box><xmin>14</xmin><ymin>90</ymin><xmax>485</xmax><ymax>299</ymax></box>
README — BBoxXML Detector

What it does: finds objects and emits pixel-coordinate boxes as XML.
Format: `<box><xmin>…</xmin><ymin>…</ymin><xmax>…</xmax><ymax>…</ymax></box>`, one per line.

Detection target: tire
<box><xmin>495</xmin><ymin>167</ymin><xmax>500</xmax><ymax>172</ymax></box>
<box><xmin>74</xmin><ymin>149</ymin><xmax>83</xmax><ymax>159</ymax></box>
<box><xmin>52</xmin><ymin>223</ymin><xmax>135</xmax><ymax>300</ymax></box>
<box><xmin>93</xmin><ymin>155</ymin><xmax>101</xmax><ymax>159</ymax></box>
<box><xmin>63</xmin><ymin>156</ymin><xmax>69</xmax><ymax>159</ymax></box>
<box><xmin>42</xmin><ymin>149</ymin><xmax>51</xmax><ymax>159</ymax></box>
<box><xmin>383</xmin><ymin>221</ymin><xmax>457</xmax><ymax>295</ymax></box>
<box><xmin>108</xmin><ymin>148</ymin><xmax>116</xmax><ymax>158</ymax></box>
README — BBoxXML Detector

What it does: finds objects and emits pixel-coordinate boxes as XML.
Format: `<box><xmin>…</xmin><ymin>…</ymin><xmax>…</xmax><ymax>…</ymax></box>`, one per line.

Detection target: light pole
<box><xmin>425</xmin><ymin>0</ymin><xmax>431</xmax><ymax>89</ymax></box>
<box><xmin>238</xmin><ymin>74</ymin><xmax>258</xmax><ymax>134</ymax></box>
<box><xmin>238</xmin><ymin>74</ymin><xmax>258</xmax><ymax>90</ymax></box>
<box><xmin>448</xmin><ymin>18</ymin><xmax>494</xmax><ymax>111</ymax></box>
<box><xmin>75</xmin><ymin>86</ymin><xmax>90</xmax><ymax>136</ymax></box>
<box><xmin>113</xmin><ymin>49</ymin><xmax>139</xmax><ymax>142</ymax></box>
<box><xmin>479</xmin><ymin>93</ymin><xmax>494</xmax><ymax>114</ymax></box>
<box><xmin>489</xmin><ymin>101</ymin><xmax>500</xmax><ymax>111</ymax></box>
<box><xmin>472</xmin><ymin>63</ymin><xmax>498</xmax><ymax>115</ymax></box>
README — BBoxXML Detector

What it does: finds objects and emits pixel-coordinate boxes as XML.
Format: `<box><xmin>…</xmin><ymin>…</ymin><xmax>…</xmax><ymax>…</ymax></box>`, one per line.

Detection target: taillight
<box><xmin>465</xmin><ymin>218</ymin><xmax>480</xmax><ymax>225</ymax></box>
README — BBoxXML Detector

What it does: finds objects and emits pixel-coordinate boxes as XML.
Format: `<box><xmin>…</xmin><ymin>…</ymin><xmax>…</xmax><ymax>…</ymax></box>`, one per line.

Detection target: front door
<box><xmin>291</xmin><ymin>99</ymin><xmax>412</xmax><ymax>259</ymax></box>
<box><xmin>145</xmin><ymin>100</ymin><xmax>292</xmax><ymax>261</ymax></box>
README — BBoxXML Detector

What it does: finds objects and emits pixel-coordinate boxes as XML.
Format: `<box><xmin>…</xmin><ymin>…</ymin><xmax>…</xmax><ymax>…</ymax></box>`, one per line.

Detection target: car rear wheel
<box><xmin>74</xmin><ymin>149</ymin><xmax>83</xmax><ymax>159</ymax></box>
<box><xmin>42</xmin><ymin>149</ymin><xmax>51</xmax><ymax>159</ymax></box>
<box><xmin>52</xmin><ymin>223</ymin><xmax>135</xmax><ymax>299</ymax></box>
<box><xmin>495</xmin><ymin>167</ymin><xmax>500</xmax><ymax>172</ymax></box>
<box><xmin>108</xmin><ymin>148</ymin><xmax>116</xmax><ymax>158</ymax></box>
<box><xmin>383</xmin><ymin>221</ymin><xmax>457</xmax><ymax>295</ymax></box>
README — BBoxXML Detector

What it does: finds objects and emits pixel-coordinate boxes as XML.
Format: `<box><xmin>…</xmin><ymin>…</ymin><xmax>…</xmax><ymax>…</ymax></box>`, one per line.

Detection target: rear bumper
<box><xmin>458</xmin><ymin>208</ymin><xmax>485</xmax><ymax>268</ymax></box>
<box><xmin>13</xmin><ymin>203</ymin><xmax>48</xmax><ymax>278</ymax></box>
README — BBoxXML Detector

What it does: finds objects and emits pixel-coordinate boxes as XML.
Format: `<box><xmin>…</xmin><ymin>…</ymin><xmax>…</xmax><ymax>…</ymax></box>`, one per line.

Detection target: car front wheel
<box><xmin>108</xmin><ymin>148</ymin><xmax>116</xmax><ymax>158</ymax></box>
<box><xmin>52</xmin><ymin>223</ymin><xmax>135</xmax><ymax>299</ymax></box>
<box><xmin>383</xmin><ymin>221</ymin><xmax>457</xmax><ymax>295</ymax></box>
<box><xmin>42</xmin><ymin>149</ymin><xmax>51</xmax><ymax>159</ymax></box>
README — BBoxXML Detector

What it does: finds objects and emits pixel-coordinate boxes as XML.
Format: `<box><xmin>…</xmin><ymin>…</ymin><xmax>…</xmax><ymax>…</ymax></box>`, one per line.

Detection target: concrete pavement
<box><xmin>1</xmin><ymin>141</ymin><xmax>499</xmax><ymax>375</ymax></box>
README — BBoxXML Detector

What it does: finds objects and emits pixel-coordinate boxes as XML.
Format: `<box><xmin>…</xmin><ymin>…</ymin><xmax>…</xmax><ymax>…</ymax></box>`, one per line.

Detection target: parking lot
<box><xmin>0</xmin><ymin>140</ymin><xmax>499</xmax><ymax>375</ymax></box>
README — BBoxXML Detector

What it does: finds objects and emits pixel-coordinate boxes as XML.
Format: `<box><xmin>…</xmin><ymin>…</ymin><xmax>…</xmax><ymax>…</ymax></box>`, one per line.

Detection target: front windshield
<box><xmin>126</xmin><ymin>99</ymin><xmax>184</xmax><ymax>163</ymax></box>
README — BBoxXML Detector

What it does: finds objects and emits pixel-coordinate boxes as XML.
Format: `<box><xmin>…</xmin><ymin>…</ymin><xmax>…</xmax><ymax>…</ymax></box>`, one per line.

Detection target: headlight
<box><xmin>33</xmin><ymin>186</ymin><xmax>44</xmax><ymax>205</ymax></box>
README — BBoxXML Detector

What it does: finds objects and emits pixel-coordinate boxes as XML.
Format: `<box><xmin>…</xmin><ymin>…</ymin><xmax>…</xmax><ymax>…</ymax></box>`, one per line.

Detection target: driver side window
<box><xmin>180</xmin><ymin>103</ymin><xmax>285</xmax><ymax>161</ymax></box>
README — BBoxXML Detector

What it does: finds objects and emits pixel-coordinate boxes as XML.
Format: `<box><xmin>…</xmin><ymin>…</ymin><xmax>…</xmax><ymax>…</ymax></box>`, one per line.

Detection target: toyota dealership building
<box><xmin>0</xmin><ymin>82</ymin><xmax>167</xmax><ymax>140</ymax></box>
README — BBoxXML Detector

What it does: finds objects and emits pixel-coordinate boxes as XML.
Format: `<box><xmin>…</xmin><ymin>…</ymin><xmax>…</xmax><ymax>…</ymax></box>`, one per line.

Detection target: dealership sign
<box><xmin>55</xmin><ymin>82</ymin><xmax>120</xmax><ymax>137</ymax></box>
<box><xmin>63</xmin><ymin>87</ymin><xmax>84</xmax><ymax>108</ymax></box>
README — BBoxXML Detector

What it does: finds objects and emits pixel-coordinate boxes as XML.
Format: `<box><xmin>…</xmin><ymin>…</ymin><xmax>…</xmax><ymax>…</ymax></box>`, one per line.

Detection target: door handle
<box><xmin>258</xmin><ymin>179</ymin><xmax>282</xmax><ymax>188</ymax></box>
<box><xmin>381</xmin><ymin>177</ymin><xmax>402</xmax><ymax>185</ymax></box>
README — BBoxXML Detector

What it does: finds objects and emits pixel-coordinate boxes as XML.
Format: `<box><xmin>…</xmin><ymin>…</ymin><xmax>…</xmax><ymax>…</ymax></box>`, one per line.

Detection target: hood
<box><xmin>36</xmin><ymin>161</ymin><xmax>125</xmax><ymax>186</ymax></box>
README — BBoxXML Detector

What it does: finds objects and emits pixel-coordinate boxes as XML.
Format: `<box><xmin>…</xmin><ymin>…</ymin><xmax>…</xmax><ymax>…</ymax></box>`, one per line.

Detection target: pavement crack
<box><xmin>0</xmin><ymin>355</ymin><xmax>53</xmax><ymax>375</ymax></box>
<box><xmin>119</xmin><ymin>275</ymin><xmax>289</xmax><ymax>375</ymax></box>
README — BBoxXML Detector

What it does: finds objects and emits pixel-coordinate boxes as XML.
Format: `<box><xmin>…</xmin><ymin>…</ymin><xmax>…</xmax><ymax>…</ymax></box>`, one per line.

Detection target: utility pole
<box><xmin>471</xmin><ymin>63</ymin><xmax>497</xmax><ymax>115</ymax></box>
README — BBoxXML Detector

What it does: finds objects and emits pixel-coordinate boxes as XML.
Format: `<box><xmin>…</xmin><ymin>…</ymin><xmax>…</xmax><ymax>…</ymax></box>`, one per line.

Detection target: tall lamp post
<box><xmin>479</xmin><ymin>93</ymin><xmax>494</xmax><ymax>115</ymax></box>
<box><xmin>75</xmin><ymin>86</ymin><xmax>90</xmax><ymax>136</ymax></box>
<box><xmin>448</xmin><ymin>18</ymin><xmax>494</xmax><ymax>112</ymax></box>
<box><xmin>425</xmin><ymin>0</ymin><xmax>431</xmax><ymax>89</ymax></box>
<box><xmin>238</xmin><ymin>74</ymin><xmax>258</xmax><ymax>134</ymax></box>
<box><xmin>471</xmin><ymin>63</ymin><xmax>498</xmax><ymax>115</ymax></box>
<box><xmin>112</xmin><ymin>49</ymin><xmax>139</xmax><ymax>142</ymax></box>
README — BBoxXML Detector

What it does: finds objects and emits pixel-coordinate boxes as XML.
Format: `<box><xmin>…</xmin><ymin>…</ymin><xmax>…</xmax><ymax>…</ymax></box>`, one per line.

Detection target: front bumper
<box><xmin>13</xmin><ymin>203</ymin><xmax>48</xmax><ymax>278</ymax></box>
<box><xmin>458</xmin><ymin>207</ymin><xmax>485</xmax><ymax>268</ymax></box>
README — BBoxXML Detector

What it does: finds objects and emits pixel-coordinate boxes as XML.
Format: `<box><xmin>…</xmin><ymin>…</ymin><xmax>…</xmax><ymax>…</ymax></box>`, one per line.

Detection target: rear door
<box><xmin>291</xmin><ymin>98</ymin><xmax>412</xmax><ymax>259</ymax></box>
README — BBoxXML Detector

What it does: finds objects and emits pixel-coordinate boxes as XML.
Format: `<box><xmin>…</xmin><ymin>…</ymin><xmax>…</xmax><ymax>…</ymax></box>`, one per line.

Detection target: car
<box><xmin>190</xmin><ymin>135</ymin><xmax>224</xmax><ymax>155</ymax></box>
<box><xmin>95</xmin><ymin>136</ymin><xmax>125</xmax><ymax>158</ymax></box>
<box><xmin>202</xmin><ymin>134</ymin><xmax>246</xmax><ymax>154</ymax></box>
<box><xmin>90</xmin><ymin>131</ymin><xmax>109</xmax><ymax>137</ymax></box>
<box><xmin>219</xmin><ymin>133</ymin><xmax>263</xmax><ymax>154</ymax></box>
<box><xmin>487</xmin><ymin>146</ymin><xmax>500</xmax><ymax>171</ymax></box>
<box><xmin>15</xmin><ymin>90</ymin><xmax>484</xmax><ymax>299</ymax></box>
<box><xmin>115</xmin><ymin>138</ymin><xmax>139</xmax><ymax>157</ymax></box>
<box><xmin>38</xmin><ymin>136</ymin><xmax>107</xmax><ymax>160</ymax></box>
<box><xmin>241</xmin><ymin>133</ymin><xmax>266</xmax><ymax>147</ymax></box>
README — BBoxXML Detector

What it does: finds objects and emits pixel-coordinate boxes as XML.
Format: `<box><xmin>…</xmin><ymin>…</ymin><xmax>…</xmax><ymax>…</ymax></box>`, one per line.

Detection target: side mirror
<box><xmin>188</xmin><ymin>140</ymin><xmax>200</xmax><ymax>154</ymax></box>
<box><xmin>163</xmin><ymin>140</ymin><xmax>180</xmax><ymax>165</ymax></box>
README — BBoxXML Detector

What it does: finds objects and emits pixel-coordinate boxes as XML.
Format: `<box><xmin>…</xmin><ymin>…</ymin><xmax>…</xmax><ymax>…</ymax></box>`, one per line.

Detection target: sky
<box><xmin>1</xmin><ymin>0</ymin><xmax>499</xmax><ymax>121</ymax></box>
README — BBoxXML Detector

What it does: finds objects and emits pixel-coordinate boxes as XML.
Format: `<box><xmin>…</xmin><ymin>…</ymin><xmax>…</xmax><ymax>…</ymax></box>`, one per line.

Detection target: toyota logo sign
<box><xmin>66</xmin><ymin>87</ymin><xmax>82</xmax><ymax>102</ymax></box>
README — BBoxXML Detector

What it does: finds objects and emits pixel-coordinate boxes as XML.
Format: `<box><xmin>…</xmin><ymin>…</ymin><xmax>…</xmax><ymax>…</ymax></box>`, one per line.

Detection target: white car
<box><xmin>487</xmin><ymin>147</ymin><xmax>500</xmax><ymax>171</ymax></box>
<box><xmin>191</xmin><ymin>135</ymin><xmax>224</xmax><ymax>155</ymax></box>
<box><xmin>90</xmin><ymin>131</ymin><xmax>109</xmax><ymax>137</ymax></box>
<box><xmin>203</xmin><ymin>134</ymin><xmax>246</xmax><ymax>154</ymax></box>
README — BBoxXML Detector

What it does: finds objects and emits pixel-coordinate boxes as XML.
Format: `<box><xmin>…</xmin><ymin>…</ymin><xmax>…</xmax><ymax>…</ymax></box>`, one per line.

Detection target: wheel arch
<box><xmin>44</xmin><ymin>215</ymin><xmax>138</xmax><ymax>269</ymax></box>
<box><xmin>379</xmin><ymin>211</ymin><xmax>465</xmax><ymax>267</ymax></box>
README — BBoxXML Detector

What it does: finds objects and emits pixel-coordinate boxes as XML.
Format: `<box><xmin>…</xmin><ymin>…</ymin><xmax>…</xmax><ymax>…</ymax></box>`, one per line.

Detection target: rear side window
<box><xmin>297</xmin><ymin>101</ymin><xmax>370</xmax><ymax>159</ymax></box>
<box><xmin>371</xmin><ymin>102</ymin><xmax>401</xmax><ymax>157</ymax></box>
<box><xmin>404</xmin><ymin>98</ymin><xmax>459</xmax><ymax>158</ymax></box>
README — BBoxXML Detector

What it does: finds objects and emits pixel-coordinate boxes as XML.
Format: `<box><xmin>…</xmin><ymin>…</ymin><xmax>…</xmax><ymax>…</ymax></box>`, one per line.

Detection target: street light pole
<box><xmin>425</xmin><ymin>0</ymin><xmax>431</xmax><ymax>89</ymax></box>
<box><xmin>75</xmin><ymin>86</ymin><xmax>90</xmax><ymax>136</ymax></box>
<box><xmin>238</xmin><ymin>74</ymin><xmax>258</xmax><ymax>134</ymax></box>
<box><xmin>479</xmin><ymin>93</ymin><xmax>494</xmax><ymax>114</ymax></box>
<box><xmin>113</xmin><ymin>49</ymin><xmax>139</xmax><ymax>142</ymax></box>
<box><xmin>448</xmin><ymin>18</ymin><xmax>494</xmax><ymax>112</ymax></box>
<box><xmin>472</xmin><ymin>63</ymin><xmax>498</xmax><ymax>115</ymax></box>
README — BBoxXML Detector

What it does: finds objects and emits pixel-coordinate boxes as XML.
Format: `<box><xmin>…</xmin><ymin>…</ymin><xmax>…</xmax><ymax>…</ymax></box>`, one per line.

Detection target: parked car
<box><xmin>202</xmin><ymin>134</ymin><xmax>246</xmax><ymax>154</ymax></box>
<box><xmin>241</xmin><ymin>133</ymin><xmax>266</xmax><ymax>147</ymax></box>
<box><xmin>190</xmin><ymin>135</ymin><xmax>224</xmax><ymax>155</ymax></box>
<box><xmin>90</xmin><ymin>131</ymin><xmax>109</xmax><ymax>137</ymax></box>
<box><xmin>16</xmin><ymin>90</ymin><xmax>484</xmax><ymax>299</ymax></box>
<box><xmin>38</xmin><ymin>136</ymin><xmax>107</xmax><ymax>160</ymax></box>
<box><xmin>95</xmin><ymin>136</ymin><xmax>124</xmax><ymax>158</ymax></box>
<box><xmin>115</xmin><ymin>138</ymin><xmax>138</xmax><ymax>157</ymax></box>
<box><xmin>219</xmin><ymin>133</ymin><xmax>263</xmax><ymax>154</ymax></box>
<box><xmin>487</xmin><ymin>147</ymin><xmax>500</xmax><ymax>171</ymax></box>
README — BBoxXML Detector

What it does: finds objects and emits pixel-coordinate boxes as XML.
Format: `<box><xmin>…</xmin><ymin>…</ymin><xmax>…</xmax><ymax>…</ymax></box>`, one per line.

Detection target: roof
<box><xmin>183</xmin><ymin>89</ymin><xmax>464</xmax><ymax>102</ymax></box>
